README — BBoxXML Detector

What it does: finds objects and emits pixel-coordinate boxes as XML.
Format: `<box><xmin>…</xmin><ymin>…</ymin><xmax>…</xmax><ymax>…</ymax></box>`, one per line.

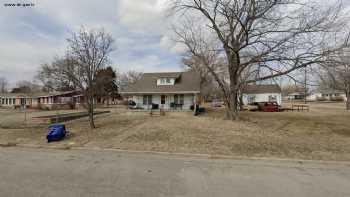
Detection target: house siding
<box><xmin>131</xmin><ymin>94</ymin><xmax>195</xmax><ymax>110</ymax></box>
<box><xmin>243</xmin><ymin>93</ymin><xmax>282</xmax><ymax>105</ymax></box>
<box><xmin>0</xmin><ymin>96</ymin><xmax>35</xmax><ymax>108</ymax></box>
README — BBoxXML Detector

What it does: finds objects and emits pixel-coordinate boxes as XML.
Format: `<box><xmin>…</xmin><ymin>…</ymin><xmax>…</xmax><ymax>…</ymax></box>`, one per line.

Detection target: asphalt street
<box><xmin>0</xmin><ymin>147</ymin><xmax>349</xmax><ymax>197</ymax></box>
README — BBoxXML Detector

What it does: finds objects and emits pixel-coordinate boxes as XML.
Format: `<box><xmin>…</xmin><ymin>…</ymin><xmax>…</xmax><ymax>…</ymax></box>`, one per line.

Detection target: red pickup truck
<box><xmin>257</xmin><ymin>102</ymin><xmax>280</xmax><ymax>112</ymax></box>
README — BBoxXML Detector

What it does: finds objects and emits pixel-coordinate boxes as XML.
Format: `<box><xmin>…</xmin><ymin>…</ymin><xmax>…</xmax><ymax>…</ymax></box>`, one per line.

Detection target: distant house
<box><xmin>1</xmin><ymin>90</ymin><xmax>121</xmax><ymax>110</ymax></box>
<box><xmin>36</xmin><ymin>91</ymin><xmax>79</xmax><ymax>110</ymax></box>
<box><xmin>0</xmin><ymin>91</ymin><xmax>79</xmax><ymax>109</ymax></box>
<box><xmin>0</xmin><ymin>93</ymin><xmax>36</xmax><ymax>108</ymax></box>
<box><xmin>120</xmin><ymin>71</ymin><xmax>201</xmax><ymax>110</ymax></box>
<box><xmin>242</xmin><ymin>84</ymin><xmax>282</xmax><ymax>105</ymax></box>
<box><xmin>307</xmin><ymin>89</ymin><xmax>347</xmax><ymax>101</ymax></box>
<box><xmin>284</xmin><ymin>87</ymin><xmax>307</xmax><ymax>101</ymax></box>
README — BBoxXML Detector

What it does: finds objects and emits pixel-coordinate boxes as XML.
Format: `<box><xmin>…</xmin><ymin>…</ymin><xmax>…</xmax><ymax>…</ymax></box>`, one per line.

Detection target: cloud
<box><xmin>160</xmin><ymin>36</ymin><xmax>187</xmax><ymax>54</ymax></box>
<box><xmin>3</xmin><ymin>0</ymin><xmax>342</xmax><ymax>87</ymax></box>
<box><xmin>0</xmin><ymin>0</ymin><xmax>186</xmax><ymax>85</ymax></box>
<box><xmin>116</xmin><ymin>0</ymin><xmax>168</xmax><ymax>34</ymax></box>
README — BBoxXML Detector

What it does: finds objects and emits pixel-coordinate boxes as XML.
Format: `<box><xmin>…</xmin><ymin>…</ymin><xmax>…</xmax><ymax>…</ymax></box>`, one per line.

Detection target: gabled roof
<box><xmin>242</xmin><ymin>84</ymin><xmax>281</xmax><ymax>94</ymax></box>
<box><xmin>120</xmin><ymin>71</ymin><xmax>201</xmax><ymax>94</ymax></box>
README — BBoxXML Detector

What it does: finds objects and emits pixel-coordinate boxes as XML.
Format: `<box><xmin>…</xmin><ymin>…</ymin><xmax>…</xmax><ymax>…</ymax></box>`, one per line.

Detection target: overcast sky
<box><xmin>1</xmin><ymin>0</ymin><xmax>349</xmax><ymax>87</ymax></box>
<box><xmin>0</xmin><ymin>0</ymin><xmax>186</xmax><ymax>86</ymax></box>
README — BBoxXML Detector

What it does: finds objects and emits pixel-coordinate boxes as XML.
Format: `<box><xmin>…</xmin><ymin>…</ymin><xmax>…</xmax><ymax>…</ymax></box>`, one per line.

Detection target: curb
<box><xmin>7</xmin><ymin>143</ymin><xmax>350</xmax><ymax>166</ymax></box>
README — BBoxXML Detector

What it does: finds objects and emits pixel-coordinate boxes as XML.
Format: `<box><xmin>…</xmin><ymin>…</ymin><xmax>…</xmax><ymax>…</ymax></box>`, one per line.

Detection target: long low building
<box><xmin>0</xmin><ymin>91</ymin><xmax>117</xmax><ymax>110</ymax></box>
<box><xmin>0</xmin><ymin>93</ymin><xmax>37</xmax><ymax>108</ymax></box>
<box><xmin>0</xmin><ymin>92</ymin><xmax>76</xmax><ymax>109</ymax></box>
<box><xmin>307</xmin><ymin>89</ymin><xmax>348</xmax><ymax>102</ymax></box>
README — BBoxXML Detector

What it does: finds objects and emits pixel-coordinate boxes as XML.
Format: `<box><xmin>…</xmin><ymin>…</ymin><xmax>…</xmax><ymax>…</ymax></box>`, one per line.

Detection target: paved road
<box><xmin>0</xmin><ymin>148</ymin><xmax>350</xmax><ymax>197</ymax></box>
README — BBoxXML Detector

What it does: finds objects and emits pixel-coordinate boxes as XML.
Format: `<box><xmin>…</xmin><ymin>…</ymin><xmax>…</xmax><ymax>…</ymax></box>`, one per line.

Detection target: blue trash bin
<box><xmin>47</xmin><ymin>124</ymin><xmax>66</xmax><ymax>143</ymax></box>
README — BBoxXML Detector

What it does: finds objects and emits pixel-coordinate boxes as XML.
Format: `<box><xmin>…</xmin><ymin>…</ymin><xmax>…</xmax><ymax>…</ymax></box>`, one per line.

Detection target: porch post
<box><xmin>194</xmin><ymin>93</ymin><xmax>197</xmax><ymax>116</ymax></box>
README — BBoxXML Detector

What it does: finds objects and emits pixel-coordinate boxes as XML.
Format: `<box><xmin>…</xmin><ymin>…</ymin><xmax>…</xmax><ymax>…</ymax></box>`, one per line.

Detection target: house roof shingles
<box><xmin>242</xmin><ymin>84</ymin><xmax>281</xmax><ymax>94</ymax></box>
<box><xmin>121</xmin><ymin>71</ymin><xmax>201</xmax><ymax>94</ymax></box>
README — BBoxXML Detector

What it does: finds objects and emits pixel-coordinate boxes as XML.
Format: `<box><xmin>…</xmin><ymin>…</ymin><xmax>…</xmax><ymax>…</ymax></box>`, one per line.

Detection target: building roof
<box><xmin>0</xmin><ymin>93</ymin><xmax>34</xmax><ymax>98</ymax></box>
<box><xmin>36</xmin><ymin>91</ymin><xmax>77</xmax><ymax>98</ymax></box>
<box><xmin>242</xmin><ymin>84</ymin><xmax>281</xmax><ymax>94</ymax></box>
<box><xmin>120</xmin><ymin>71</ymin><xmax>201</xmax><ymax>94</ymax></box>
<box><xmin>0</xmin><ymin>91</ymin><xmax>78</xmax><ymax>98</ymax></box>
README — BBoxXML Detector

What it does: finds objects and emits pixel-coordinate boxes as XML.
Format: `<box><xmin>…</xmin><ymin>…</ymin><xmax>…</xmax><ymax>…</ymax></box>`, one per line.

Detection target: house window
<box><xmin>161</xmin><ymin>95</ymin><xmax>166</xmax><ymax>104</ymax></box>
<box><xmin>180</xmin><ymin>94</ymin><xmax>184</xmax><ymax>104</ymax></box>
<box><xmin>20</xmin><ymin>98</ymin><xmax>26</xmax><ymax>105</ymax></box>
<box><xmin>161</xmin><ymin>78</ymin><xmax>166</xmax><ymax>84</ymax></box>
<box><xmin>143</xmin><ymin>95</ymin><xmax>152</xmax><ymax>105</ymax></box>
<box><xmin>158</xmin><ymin>78</ymin><xmax>174</xmax><ymax>85</ymax></box>
<box><xmin>269</xmin><ymin>95</ymin><xmax>277</xmax><ymax>102</ymax></box>
<box><xmin>248</xmin><ymin>96</ymin><xmax>256</xmax><ymax>104</ymax></box>
<box><xmin>174</xmin><ymin>94</ymin><xmax>184</xmax><ymax>104</ymax></box>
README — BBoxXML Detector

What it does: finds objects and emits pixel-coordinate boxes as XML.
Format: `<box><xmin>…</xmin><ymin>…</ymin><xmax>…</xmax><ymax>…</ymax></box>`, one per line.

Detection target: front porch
<box><xmin>126</xmin><ymin>93</ymin><xmax>199</xmax><ymax>111</ymax></box>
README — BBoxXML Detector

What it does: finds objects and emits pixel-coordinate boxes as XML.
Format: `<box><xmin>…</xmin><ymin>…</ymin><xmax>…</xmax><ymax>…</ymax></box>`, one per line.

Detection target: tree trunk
<box><xmin>239</xmin><ymin>93</ymin><xmax>244</xmax><ymax>111</ymax></box>
<box><xmin>225</xmin><ymin>90</ymin><xmax>239</xmax><ymax>120</ymax></box>
<box><xmin>88</xmin><ymin>96</ymin><xmax>95</xmax><ymax>129</ymax></box>
<box><xmin>225</xmin><ymin>50</ymin><xmax>241</xmax><ymax>120</ymax></box>
<box><xmin>347</xmin><ymin>94</ymin><xmax>350</xmax><ymax>110</ymax></box>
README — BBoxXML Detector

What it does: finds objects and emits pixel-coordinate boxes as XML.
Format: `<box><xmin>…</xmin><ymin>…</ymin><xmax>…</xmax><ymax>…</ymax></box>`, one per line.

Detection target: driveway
<box><xmin>0</xmin><ymin>147</ymin><xmax>349</xmax><ymax>197</ymax></box>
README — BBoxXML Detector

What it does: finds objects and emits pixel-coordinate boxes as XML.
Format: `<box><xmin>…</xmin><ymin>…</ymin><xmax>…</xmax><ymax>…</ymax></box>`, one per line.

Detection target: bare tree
<box><xmin>182</xmin><ymin>54</ymin><xmax>226</xmax><ymax>101</ymax></box>
<box><xmin>118</xmin><ymin>70</ymin><xmax>143</xmax><ymax>91</ymax></box>
<box><xmin>67</xmin><ymin>28</ymin><xmax>115</xmax><ymax>128</ymax></box>
<box><xmin>171</xmin><ymin>0</ymin><xmax>348</xmax><ymax>120</ymax></box>
<box><xmin>0</xmin><ymin>77</ymin><xmax>8</xmax><ymax>93</ymax></box>
<box><xmin>38</xmin><ymin>28</ymin><xmax>115</xmax><ymax>128</ymax></box>
<box><xmin>320</xmin><ymin>49</ymin><xmax>350</xmax><ymax>109</ymax></box>
<box><xmin>37</xmin><ymin>59</ymin><xmax>77</xmax><ymax>92</ymax></box>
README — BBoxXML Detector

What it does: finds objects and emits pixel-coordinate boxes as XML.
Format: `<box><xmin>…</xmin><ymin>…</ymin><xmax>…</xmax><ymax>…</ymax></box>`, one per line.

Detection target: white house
<box><xmin>307</xmin><ymin>89</ymin><xmax>347</xmax><ymax>101</ymax></box>
<box><xmin>120</xmin><ymin>71</ymin><xmax>201</xmax><ymax>110</ymax></box>
<box><xmin>242</xmin><ymin>84</ymin><xmax>282</xmax><ymax>105</ymax></box>
<box><xmin>282</xmin><ymin>87</ymin><xmax>307</xmax><ymax>101</ymax></box>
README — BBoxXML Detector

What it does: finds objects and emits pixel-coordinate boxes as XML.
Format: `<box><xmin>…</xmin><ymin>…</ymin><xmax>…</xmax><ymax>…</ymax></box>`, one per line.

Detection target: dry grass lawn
<box><xmin>1</xmin><ymin>102</ymin><xmax>350</xmax><ymax>161</ymax></box>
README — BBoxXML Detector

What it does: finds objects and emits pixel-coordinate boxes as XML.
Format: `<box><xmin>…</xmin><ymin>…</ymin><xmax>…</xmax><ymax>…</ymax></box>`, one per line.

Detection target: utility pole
<box><xmin>304</xmin><ymin>67</ymin><xmax>307</xmax><ymax>104</ymax></box>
